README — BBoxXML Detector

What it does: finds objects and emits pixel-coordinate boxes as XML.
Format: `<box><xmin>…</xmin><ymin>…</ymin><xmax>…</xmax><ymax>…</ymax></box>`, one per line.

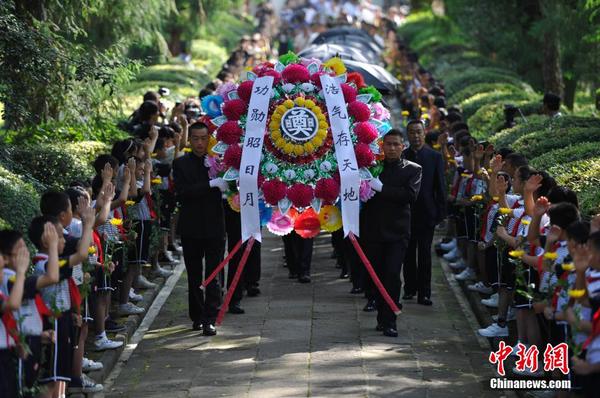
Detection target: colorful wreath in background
<box><xmin>202</xmin><ymin>52</ymin><xmax>392</xmax><ymax>235</ymax></box>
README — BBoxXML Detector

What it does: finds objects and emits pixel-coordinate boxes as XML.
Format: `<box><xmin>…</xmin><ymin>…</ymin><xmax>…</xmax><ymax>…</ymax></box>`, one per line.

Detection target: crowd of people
<box><xmin>1</xmin><ymin>2</ymin><xmax>599</xmax><ymax>398</ymax></box>
<box><xmin>393</xmin><ymin>33</ymin><xmax>600</xmax><ymax>396</ymax></box>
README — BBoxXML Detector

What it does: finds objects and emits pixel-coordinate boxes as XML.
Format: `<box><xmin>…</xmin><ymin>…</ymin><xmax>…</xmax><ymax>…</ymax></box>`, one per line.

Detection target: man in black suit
<box><xmin>172</xmin><ymin>122</ymin><xmax>229</xmax><ymax>335</ymax></box>
<box><xmin>402</xmin><ymin>120</ymin><xmax>447</xmax><ymax>306</ymax></box>
<box><xmin>360</xmin><ymin>129</ymin><xmax>422</xmax><ymax>337</ymax></box>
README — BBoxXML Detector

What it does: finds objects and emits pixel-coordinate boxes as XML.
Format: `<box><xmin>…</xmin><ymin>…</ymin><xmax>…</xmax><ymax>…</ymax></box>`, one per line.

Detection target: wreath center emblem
<box><xmin>280</xmin><ymin>107</ymin><xmax>318</xmax><ymax>142</ymax></box>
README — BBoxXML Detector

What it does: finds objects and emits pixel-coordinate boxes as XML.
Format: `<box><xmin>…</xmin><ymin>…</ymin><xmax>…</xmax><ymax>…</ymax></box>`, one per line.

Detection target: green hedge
<box><xmin>0</xmin><ymin>165</ymin><xmax>40</xmax><ymax>233</ymax></box>
<box><xmin>6</xmin><ymin>141</ymin><xmax>108</xmax><ymax>190</ymax></box>
<box><xmin>449</xmin><ymin>83</ymin><xmax>533</xmax><ymax>105</ymax></box>
<box><xmin>443</xmin><ymin>68</ymin><xmax>530</xmax><ymax>98</ymax></box>
<box><xmin>467</xmin><ymin>101</ymin><xmax>543</xmax><ymax>140</ymax></box>
<box><xmin>530</xmin><ymin>142</ymin><xmax>600</xmax><ymax>170</ymax></box>
<box><xmin>460</xmin><ymin>90</ymin><xmax>537</xmax><ymax>120</ymax></box>
<box><xmin>491</xmin><ymin>115</ymin><xmax>600</xmax><ymax>151</ymax></box>
<box><xmin>546</xmin><ymin>157</ymin><xmax>600</xmax><ymax>217</ymax></box>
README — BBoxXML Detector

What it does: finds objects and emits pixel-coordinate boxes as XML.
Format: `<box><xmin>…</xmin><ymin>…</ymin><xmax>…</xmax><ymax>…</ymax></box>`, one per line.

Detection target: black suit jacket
<box><xmin>172</xmin><ymin>153</ymin><xmax>225</xmax><ymax>239</ymax></box>
<box><xmin>403</xmin><ymin>145</ymin><xmax>447</xmax><ymax>228</ymax></box>
<box><xmin>360</xmin><ymin>159</ymin><xmax>422</xmax><ymax>242</ymax></box>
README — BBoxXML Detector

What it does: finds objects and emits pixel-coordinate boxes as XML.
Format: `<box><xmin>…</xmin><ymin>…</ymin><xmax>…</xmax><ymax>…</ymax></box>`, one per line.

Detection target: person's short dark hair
<box><xmin>138</xmin><ymin>101</ymin><xmax>159</xmax><ymax>123</ymax></box>
<box><xmin>65</xmin><ymin>187</ymin><xmax>87</xmax><ymax>213</ymax></box>
<box><xmin>429</xmin><ymin>86</ymin><xmax>443</xmax><ymax>97</ymax></box>
<box><xmin>445</xmin><ymin>111</ymin><xmax>463</xmax><ymax>125</ymax></box>
<box><xmin>0</xmin><ymin>230</ymin><xmax>23</xmax><ymax>256</ymax></box>
<box><xmin>453</xmin><ymin>130</ymin><xmax>470</xmax><ymax>147</ymax></box>
<box><xmin>69</xmin><ymin>180</ymin><xmax>91</xmax><ymax>190</ymax></box>
<box><xmin>447</xmin><ymin>106</ymin><xmax>462</xmax><ymax>114</ymax></box>
<box><xmin>433</xmin><ymin>96</ymin><xmax>446</xmax><ymax>109</ymax></box>
<box><xmin>588</xmin><ymin>231</ymin><xmax>600</xmax><ymax>253</ymax></box>
<box><xmin>199</xmin><ymin>88</ymin><xmax>213</xmax><ymax>99</ymax></box>
<box><xmin>143</xmin><ymin>91</ymin><xmax>160</xmax><ymax>103</ymax></box>
<box><xmin>566</xmin><ymin>220</ymin><xmax>590</xmax><ymax>244</ymax></box>
<box><xmin>189</xmin><ymin>122</ymin><xmax>209</xmax><ymax>134</ymax></box>
<box><xmin>504</xmin><ymin>153</ymin><xmax>528</xmax><ymax>170</ymax></box>
<box><xmin>28</xmin><ymin>215</ymin><xmax>59</xmax><ymax>250</ymax></box>
<box><xmin>111</xmin><ymin>139</ymin><xmax>136</xmax><ymax>164</ymax></box>
<box><xmin>40</xmin><ymin>190</ymin><xmax>70</xmax><ymax>217</ymax></box>
<box><xmin>93</xmin><ymin>154</ymin><xmax>119</xmax><ymax>175</ymax></box>
<box><xmin>548</xmin><ymin>202</ymin><xmax>580</xmax><ymax>230</ymax></box>
<box><xmin>420</xmin><ymin>95</ymin><xmax>431</xmax><ymax>107</ymax></box>
<box><xmin>543</xmin><ymin>92</ymin><xmax>561</xmax><ymax>112</ymax></box>
<box><xmin>170</xmin><ymin>121</ymin><xmax>182</xmax><ymax>134</ymax></box>
<box><xmin>497</xmin><ymin>147</ymin><xmax>514</xmax><ymax>159</ymax></box>
<box><xmin>159</xmin><ymin>126</ymin><xmax>175</xmax><ymax>139</ymax></box>
<box><xmin>497</xmin><ymin>171</ymin><xmax>512</xmax><ymax>193</ymax></box>
<box><xmin>154</xmin><ymin>136</ymin><xmax>166</xmax><ymax>152</ymax></box>
<box><xmin>450</xmin><ymin>121</ymin><xmax>469</xmax><ymax>134</ymax></box>
<box><xmin>406</xmin><ymin>119</ymin><xmax>425</xmax><ymax>131</ymax></box>
<box><xmin>384</xmin><ymin>129</ymin><xmax>404</xmax><ymax>140</ymax></box>
<box><xmin>515</xmin><ymin>166</ymin><xmax>534</xmax><ymax>183</ymax></box>
<box><xmin>530</xmin><ymin>170</ymin><xmax>556</xmax><ymax>198</ymax></box>
<box><xmin>425</xmin><ymin>131</ymin><xmax>440</xmax><ymax>147</ymax></box>
<box><xmin>205</xmin><ymin>82</ymin><xmax>217</xmax><ymax>91</ymax></box>
<box><xmin>547</xmin><ymin>186</ymin><xmax>579</xmax><ymax>208</ymax></box>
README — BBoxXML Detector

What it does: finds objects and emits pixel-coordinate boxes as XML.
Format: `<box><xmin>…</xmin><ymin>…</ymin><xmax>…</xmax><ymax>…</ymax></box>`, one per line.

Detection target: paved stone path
<box><xmin>104</xmin><ymin>233</ymin><xmax>505</xmax><ymax>398</ymax></box>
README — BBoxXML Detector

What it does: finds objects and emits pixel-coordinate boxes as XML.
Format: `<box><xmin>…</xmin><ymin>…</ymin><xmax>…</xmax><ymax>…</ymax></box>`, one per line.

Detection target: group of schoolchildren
<box><xmin>402</xmin><ymin>50</ymin><xmax>600</xmax><ymax>396</ymax></box>
<box><xmin>0</xmin><ymin>90</ymin><xmax>189</xmax><ymax>397</ymax></box>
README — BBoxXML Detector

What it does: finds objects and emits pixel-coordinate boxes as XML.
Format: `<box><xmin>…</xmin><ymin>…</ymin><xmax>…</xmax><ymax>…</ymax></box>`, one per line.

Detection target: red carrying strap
<box><xmin>583</xmin><ymin>307</ymin><xmax>600</xmax><ymax>350</ymax></box>
<box><xmin>509</xmin><ymin>200</ymin><xmax>524</xmax><ymax>237</ymax></box>
<box><xmin>551</xmin><ymin>271</ymin><xmax>571</xmax><ymax>309</ymax></box>
<box><xmin>92</xmin><ymin>230</ymin><xmax>104</xmax><ymax>265</ymax></box>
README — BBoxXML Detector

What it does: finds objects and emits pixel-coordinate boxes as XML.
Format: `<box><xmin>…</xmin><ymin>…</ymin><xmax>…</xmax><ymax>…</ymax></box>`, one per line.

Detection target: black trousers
<box><xmin>181</xmin><ymin>236</ymin><xmax>225</xmax><ymax>324</ymax></box>
<box><xmin>284</xmin><ymin>231</ymin><xmax>313</xmax><ymax>276</ymax></box>
<box><xmin>362</xmin><ymin>240</ymin><xmax>407</xmax><ymax>328</ymax></box>
<box><xmin>224</xmin><ymin>205</ymin><xmax>261</xmax><ymax>303</ymax></box>
<box><xmin>344</xmin><ymin>236</ymin><xmax>364</xmax><ymax>290</ymax></box>
<box><xmin>331</xmin><ymin>229</ymin><xmax>347</xmax><ymax>273</ymax></box>
<box><xmin>403</xmin><ymin>226</ymin><xmax>435</xmax><ymax>298</ymax></box>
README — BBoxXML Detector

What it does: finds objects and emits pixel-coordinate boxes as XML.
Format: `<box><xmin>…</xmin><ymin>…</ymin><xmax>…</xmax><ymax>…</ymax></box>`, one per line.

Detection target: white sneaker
<box><xmin>135</xmin><ymin>275</ymin><xmax>157</xmax><ymax>289</ymax></box>
<box><xmin>478</xmin><ymin>323</ymin><xmax>509</xmax><ymax>337</ymax></box>
<box><xmin>153</xmin><ymin>266</ymin><xmax>173</xmax><ymax>278</ymax></box>
<box><xmin>440</xmin><ymin>239</ymin><xmax>457</xmax><ymax>251</ymax></box>
<box><xmin>94</xmin><ymin>335</ymin><xmax>124</xmax><ymax>351</ymax></box>
<box><xmin>448</xmin><ymin>259</ymin><xmax>466</xmax><ymax>270</ymax></box>
<box><xmin>82</xmin><ymin>357</ymin><xmax>103</xmax><ymax>372</ymax></box>
<box><xmin>455</xmin><ymin>267</ymin><xmax>476</xmax><ymax>281</ymax></box>
<box><xmin>482</xmin><ymin>293</ymin><xmax>499</xmax><ymax>308</ymax></box>
<box><xmin>81</xmin><ymin>374</ymin><xmax>104</xmax><ymax>393</ymax></box>
<box><xmin>129</xmin><ymin>288</ymin><xmax>143</xmax><ymax>303</ymax></box>
<box><xmin>443</xmin><ymin>247</ymin><xmax>459</xmax><ymax>261</ymax></box>
<box><xmin>118</xmin><ymin>302</ymin><xmax>145</xmax><ymax>316</ymax></box>
<box><xmin>468</xmin><ymin>281</ymin><xmax>494</xmax><ymax>294</ymax></box>
<box><xmin>512</xmin><ymin>366</ymin><xmax>544</xmax><ymax>378</ymax></box>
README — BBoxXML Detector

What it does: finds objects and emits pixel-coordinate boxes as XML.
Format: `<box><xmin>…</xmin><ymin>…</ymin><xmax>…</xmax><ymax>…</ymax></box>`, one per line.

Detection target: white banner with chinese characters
<box><xmin>240</xmin><ymin>76</ymin><xmax>274</xmax><ymax>242</ymax></box>
<box><xmin>320</xmin><ymin>75</ymin><xmax>361</xmax><ymax>237</ymax></box>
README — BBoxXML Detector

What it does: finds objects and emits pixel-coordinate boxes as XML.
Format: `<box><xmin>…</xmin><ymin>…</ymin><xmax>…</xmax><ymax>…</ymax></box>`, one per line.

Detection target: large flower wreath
<box><xmin>203</xmin><ymin>52</ymin><xmax>392</xmax><ymax>237</ymax></box>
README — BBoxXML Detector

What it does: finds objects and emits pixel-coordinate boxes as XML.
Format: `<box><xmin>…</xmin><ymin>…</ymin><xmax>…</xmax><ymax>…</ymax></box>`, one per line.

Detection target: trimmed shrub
<box><xmin>467</xmin><ymin>101</ymin><xmax>544</xmax><ymax>140</ymax></box>
<box><xmin>7</xmin><ymin>141</ymin><xmax>108</xmax><ymax>190</ymax></box>
<box><xmin>444</xmin><ymin>68</ymin><xmax>530</xmax><ymax>97</ymax></box>
<box><xmin>449</xmin><ymin>83</ymin><xmax>533</xmax><ymax>105</ymax></box>
<box><xmin>530</xmin><ymin>142</ymin><xmax>600</xmax><ymax>170</ymax></box>
<box><xmin>460</xmin><ymin>90</ymin><xmax>537</xmax><ymax>119</ymax></box>
<box><xmin>0</xmin><ymin>165</ymin><xmax>40</xmax><ymax>233</ymax></box>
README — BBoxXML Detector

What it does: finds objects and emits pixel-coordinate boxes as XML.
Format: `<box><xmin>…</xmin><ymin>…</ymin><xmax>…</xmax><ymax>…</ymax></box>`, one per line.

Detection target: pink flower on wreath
<box><xmin>300</xmin><ymin>57</ymin><xmax>323</xmax><ymax>69</ymax></box>
<box><xmin>360</xmin><ymin>180</ymin><xmax>375</xmax><ymax>202</ymax></box>
<box><xmin>371</xmin><ymin>102</ymin><xmax>390</xmax><ymax>121</ymax></box>
<box><xmin>205</xmin><ymin>155</ymin><xmax>224</xmax><ymax>179</ymax></box>
<box><xmin>216</xmin><ymin>82</ymin><xmax>237</xmax><ymax>101</ymax></box>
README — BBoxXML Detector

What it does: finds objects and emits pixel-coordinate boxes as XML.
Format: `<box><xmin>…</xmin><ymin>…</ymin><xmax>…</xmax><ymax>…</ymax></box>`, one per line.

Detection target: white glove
<box><xmin>369</xmin><ymin>177</ymin><xmax>383</xmax><ymax>192</ymax></box>
<box><xmin>209</xmin><ymin>178</ymin><xmax>229</xmax><ymax>192</ymax></box>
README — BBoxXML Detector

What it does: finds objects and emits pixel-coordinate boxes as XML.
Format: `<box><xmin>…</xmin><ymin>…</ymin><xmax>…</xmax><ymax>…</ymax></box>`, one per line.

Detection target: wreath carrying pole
<box><xmin>348</xmin><ymin>232</ymin><xmax>402</xmax><ymax>316</ymax></box>
<box><xmin>200</xmin><ymin>239</ymin><xmax>243</xmax><ymax>290</ymax></box>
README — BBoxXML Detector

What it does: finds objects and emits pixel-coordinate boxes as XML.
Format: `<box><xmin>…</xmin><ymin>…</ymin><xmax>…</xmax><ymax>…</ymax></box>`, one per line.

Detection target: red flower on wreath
<box><xmin>282</xmin><ymin>64</ymin><xmax>310</xmax><ymax>84</ymax></box>
<box><xmin>287</xmin><ymin>183</ymin><xmax>314</xmax><ymax>208</ymax></box>
<box><xmin>223</xmin><ymin>144</ymin><xmax>242</xmax><ymax>169</ymax></box>
<box><xmin>222</xmin><ymin>99</ymin><xmax>248</xmax><ymax>121</ymax></box>
<box><xmin>315</xmin><ymin>178</ymin><xmax>340</xmax><ymax>204</ymax></box>
<box><xmin>216</xmin><ymin>121</ymin><xmax>243</xmax><ymax>145</ymax></box>
<box><xmin>341</xmin><ymin>83</ymin><xmax>357</xmax><ymax>103</ymax></box>
<box><xmin>354</xmin><ymin>143</ymin><xmax>375</xmax><ymax>168</ymax></box>
<box><xmin>237</xmin><ymin>80</ymin><xmax>254</xmax><ymax>103</ymax></box>
<box><xmin>262</xmin><ymin>179</ymin><xmax>287</xmax><ymax>205</ymax></box>
<box><xmin>354</xmin><ymin>122</ymin><xmax>378</xmax><ymax>144</ymax></box>
<box><xmin>348</xmin><ymin>101</ymin><xmax>371</xmax><ymax>122</ymax></box>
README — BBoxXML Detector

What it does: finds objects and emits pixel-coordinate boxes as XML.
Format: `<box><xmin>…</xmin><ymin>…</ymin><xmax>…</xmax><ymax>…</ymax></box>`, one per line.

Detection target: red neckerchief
<box><xmin>68</xmin><ymin>278</ymin><xmax>81</xmax><ymax>316</ymax></box>
<box><xmin>34</xmin><ymin>294</ymin><xmax>53</xmax><ymax>318</ymax></box>
<box><xmin>0</xmin><ymin>291</ymin><xmax>18</xmax><ymax>347</ymax></box>
<box><xmin>464</xmin><ymin>173</ymin><xmax>474</xmax><ymax>197</ymax></box>
<box><xmin>551</xmin><ymin>271</ymin><xmax>571</xmax><ymax>309</ymax></box>
<box><xmin>92</xmin><ymin>230</ymin><xmax>104</xmax><ymax>269</ymax></box>
<box><xmin>145</xmin><ymin>193</ymin><xmax>157</xmax><ymax>220</ymax></box>
<box><xmin>583</xmin><ymin>307</ymin><xmax>600</xmax><ymax>350</ymax></box>
<box><xmin>480</xmin><ymin>199</ymin><xmax>498</xmax><ymax>241</ymax></box>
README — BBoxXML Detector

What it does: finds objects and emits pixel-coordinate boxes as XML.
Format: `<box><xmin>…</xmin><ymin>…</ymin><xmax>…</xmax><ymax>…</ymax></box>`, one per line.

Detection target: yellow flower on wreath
<box><xmin>270</xmin><ymin>99</ymin><xmax>329</xmax><ymax>157</ymax></box>
<box><xmin>207</xmin><ymin>135</ymin><xmax>217</xmax><ymax>156</ymax></box>
<box><xmin>323</xmin><ymin>57</ymin><xmax>346</xmax><ymax>75</ymax></box>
